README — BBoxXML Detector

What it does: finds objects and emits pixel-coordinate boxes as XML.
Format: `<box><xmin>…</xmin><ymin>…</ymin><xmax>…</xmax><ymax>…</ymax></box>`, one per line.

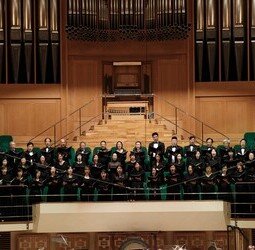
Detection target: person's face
<box><xmin>206</xmin><ymin>139</ymin><xmax>213</xmax><ymax>147</ymax></box>
<box><xmin>9</xmin><ymin>141</ymin><xmax>15</xmax><ymax>150</ymax></box>
<box><xmin>112</xmin><ymin>153</ymin><xmax>118</xmax><ymax>161</ymax></box>
<box><xmin>237</xmin><ymin>164</ymin><xmax>243</xmax><ymax>171</ymax></box>
<box><xmin>195</xmin><ymin>151</ymin><xmax>200</xmax><ymax>158</ymax></box>
<box><xmin>156</xmin><ymin>154</ymin><xmax>160</xmax><ymax>161</ymax></box>
<box><xmin>80</xmin><ymin>142</ymin><xmax>86</xmax><ymax>149</ymax></box>
<box><xmin>228</xmin><ymin>151</ymin><xmax>234</xmax><ymax>158</ymax></box>
<box><xmin>189</xmin><ymin>137</ymin><xmax>195</xmax><ymax>144</ymax></box>
<box><xmin>152</xmin><ymin>134</ymin><xmax>158</xmax><ymax>142</ymax></box>
<box><xmin>77</xmin><ymin>154</ymin><xmax>82</xmax><ymax>161</ymax></box>
<box><xmin>211</xmin><ymin>149</ymin><xmax>217</xmax><ymax>157</ymax></box>
<box><xmin>171</xmin><ymin>139</ymin><xmax>177</xmax><ymax>146</ymax></box>
<box><xmin>100</xmin><ymin>141</ymin><xmax>106</xmax><ymax>149</ymax></box>
<box><xmin>36</xmin><ymin>171</ymin><xmax>41</xmax><ymax>178</ymax></box>
<box><xmin>27</xmin><ymin>144</ymin><xmax>33</xmax><ymax>152</ymax></box>
<box><xmin>101</xmin><ymin>171</ymin><xmax>106</xmax><ymax>179</ymax></box>
<box><xmin>177</xmin><ymin>154</ymin><xmax>182</xmax><ymax>161</ymax></box>
<box><xmin>206</xmin><ymin>166</ymin><xmax>212</xmax><ymax>174</ymax></box>
<box><xmin>45</xmin><ymin>138</ymin><xmax>51</xmax><ymax>147</ymax></box>
<box><xmin>84</xmin><ymin>167</ymin><xmax>90</xmax><ymax>175</ymax></box>
<box><xmin>170</xmin><ymin>165</ymin><xmax>176</xmax><ymax>173</ymax></box>
<box><xmin>222</xmin><ymin>166</ymin><xmax>227</xmax><ymax>173</ymax></box>
<box><xmin>130</xmin><ymin>155</ymin><xmax>136</xmax><ymax>161</ymax></box>
<box><xmin>67</xmin><ymin>167</ymin><xmax>73</xmax><ymax>175</ymax></box>
<box><xmin>135</xmin><ymin>162</ymin><xmax>140</xmax><ymax>170</ymax></box>
<box><xmin>21</xmin><ymin>157</ymin><xmax>26</xmax><ymax>165</ymax></box>
<box><xmin>60</xmin><ymin>139</ymin><xmax>66</xmax><ymax>147</ymax></box>
<box><xmin>50</xmin><ymin>167</ymin><xmax>56</xmax><ymax>174</ymax></box>
<box><xmin>188</xmin><ymin>165</ymin><xmax>193</xmax><ymax>174</ymax></box>
<box><xmin>223</xmin><ymin>140</ymin><xmax>229</xmax><ymax>148</ymax></box>
<box><xmin>249</xmin><ymin>153</ymin><xmax>255</xmax><ymax>161</ymax></box>
<box><xmin>116</xmin><ymin>142</ymin><xmax>122</xmax><ymax>149</ymax></box>
<box><xmin>117</xmin><ymin>166</ymin><xmax>123</xmax><ymax>174</ymax></box>
<box><xmin>40</xmin><ymin>155</ymin><xmax>45</xmax><ymax>163</ymax></box>
<box><xmin>17</xmin><ymin>170</ymin><xmax>23</xmax><ymax>177</ymax></box>
<box><xmin>135</xmin><ymin>142</ymin><xmax>141</xmax><ymax>149</ymax></box>
<box><xmin>2</xmin><ymin>159</ymin><xmax>7</xmax><ymax>166</ymax></box>
<box><xmin>58</xmin><ymin>154</ymin><xmax>63</xmax><ymax>161</ymax></box>
<box><xmin>240</xmin><ymin>140</ymin><xmax>246</xmax><ymax>148</ymax></box>
<box><xmin>94</xmin><ymin>155</ymin><xmax>99</xmax><ymax>161</ymax></box>
<box><xmin>152</xmin><ymin>168</ymin><xmax>157</xmax><ymax>175</ymax></box>
<box><xmin>1</xmin><ymin>167</ymin><xmax>7</xmax><ymax>175</ymax></box>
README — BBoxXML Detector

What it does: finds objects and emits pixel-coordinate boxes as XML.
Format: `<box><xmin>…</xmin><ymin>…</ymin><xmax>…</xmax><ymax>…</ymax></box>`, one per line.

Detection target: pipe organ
<box><xmin>66</xmin><ymin>0</ymin><xmax>190</xmax><ymax>41</ymax></box>
<box><xmin>195</xmin><ymin>0</ymin><xmax>254</xmax><ymax>82</ymax></box>
<box><xmin>0</xmin><ymin>0</ymin><xmax>60</xmax><ymax>84</ymax></box>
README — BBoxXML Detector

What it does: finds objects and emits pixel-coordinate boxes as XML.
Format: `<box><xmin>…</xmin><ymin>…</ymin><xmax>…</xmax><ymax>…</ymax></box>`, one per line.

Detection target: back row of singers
<box><xmin>1</xmin><ymin>134</ymin><xmax>254</xmax><ymax>175</ymax></box>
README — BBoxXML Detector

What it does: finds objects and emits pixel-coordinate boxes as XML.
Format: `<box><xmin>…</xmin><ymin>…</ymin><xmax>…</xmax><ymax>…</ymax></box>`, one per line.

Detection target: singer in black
<box><xmin>148</xmin><ymin>132</ymin><xmax>165</xmax><ymax>166</ymax></box>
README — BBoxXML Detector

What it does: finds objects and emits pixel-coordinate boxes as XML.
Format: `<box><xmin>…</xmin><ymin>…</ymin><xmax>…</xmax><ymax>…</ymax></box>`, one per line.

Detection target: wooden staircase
<box><xmin>74</xmin><ymin>117</ymin><xmax>179</xmax><ymax>151</ymax></box>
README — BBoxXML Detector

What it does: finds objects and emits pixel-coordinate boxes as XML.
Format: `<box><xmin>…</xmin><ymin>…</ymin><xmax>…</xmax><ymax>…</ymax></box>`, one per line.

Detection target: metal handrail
<box><xmin>153</xmin><ymin>94</ymin><xmax>230</xmax><ymax>141</ymax></box>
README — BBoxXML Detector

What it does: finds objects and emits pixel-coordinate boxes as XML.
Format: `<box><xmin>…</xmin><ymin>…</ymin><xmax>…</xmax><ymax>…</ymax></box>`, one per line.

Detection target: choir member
<box><xmin>223</xmin><ymin>150</ymin><xmax>239</xmax><ymax>170</ymax></box>
<box><xmin>112</xmin><ymin>165</ymin><xmax>127</xmax><ymax>201</ymax></box>
<box><xmin>201</xmin><ymin>165</ymin><xmax>216</xmax><ymax>200</ymax></box>
<box><xmin>62</xmin><ymin>167</ymin><xmax>79</xmax><ymax>201</ymax></box>
<box><xmin>148</xmin><ymin>132</ymin><xmax>165</xmax><ymax>164</ymax></box>
<box><xmin>231</xmin><ymin>162</ymin><xmax>249</xmax><ymax>217</ymax></box>
<box><xmin>72</xmin><ymin>153</ymin><xmax>85</xmax><ymax>177</ymax></box>
<box><xmin>108</xmin><ymin>153</ymin><xmax>121</xmax><ymax>179</ymax></box>
<box><xmin>24</xmin><ymin>142</ymin><xmax>39</xmax><ymax>164</ymax></box>
<box><xmin>151</xmin><ymin>154</ymin><xmax>165</xmax><ymax>176</ymax></box>
<box><xmin>183</xmin><ymin>165</ymin><xmax>199</xmax><ymax>200</ymax></box>
<box><xmin>95</xmin><ymin>141</ymin><xmax>111</xmax><ymax>167</ymax></box>
<box><xmin>96</xmin><ymin>170</ymin><xmax>112</xmax><ymax>201</ymax></box>
<box><xmin>6</xmin><ymin>141</ymin><xmax>23</xmax><ymax>173</ymax></box>
<box><xmin>201</xmin><ymin>138</ymin><xmax>215</xmax><ymax>159</ymax></box>
<box><xmin>218</xmin><ymin>139</ymin><xmax>233</xmax><ymax>160</ymax></box>
<box><xmin>125</xmin><ymin>152</ymin><xmax>137</xmax><ymax>175</ymax></box>
<box><xmin>206</xmin><ymin>148</ymin><xmax>221</xmax><ymax>172</ymax></box>
<box><xmin>1</xmin><ymin>158</ymin><xmax>12</xmax><ymax>176</ymax></box>
<box><xmin>128</xmin><ymin>161</ymin><xmax>145</xmax><ymax>201</ymax></box>
<box><xmin>76</xmin><ymin>141</ymin><xmax>91</xmax><ymax>165</ymax></box>
<box><xmin>56</xmin><ymin>138</ymin><xmax>72</xmax><ymax>163</ymax></box>
<box><xmin>17</xmin><ymin>157</ymin><xmax>31</xmax><ymax>180</ymax></box>
<box><xmin>11</xmin><ymin>169</ymin><xmax>28</xmax><ymax>218</ymax></box>
<box><xmin>112</xmin><ymin>141</ymin><xmax>127</xmax><ymax>169</ymax></box>
<box><xmin>236</xmin><ymin>139</ymin><xmax>250</xmax><ymax>162</ymax></box>
<box><xmin>132</xmin><ymin>141</ymin><xmax>146</xmax><ymax>167</ymax></box>
<box><xmin>0</xmin><ymin>165</ymin><xmax>12</xmax><ymax>220</ymax></box>
<box><xmin>147</xmin><ymin>167</ymin><xmax>163</xmax><ymax>200</ymax></box>
<box><xmin>37</xmin><ymin>155</ymin><xmax>50</xmax><ymax>178</ymax></box>
<box><xmin>90</xmin><ymin>154</ymin><xmax>104</xmax><ymax>179</ymax></box>
<box><xmin>29</xmin><ymin>169</ymin><xmax>44</xmax><ymax>204</ymax></box>
<box><xmin>80</xmin><ymin>166</ymin><xmax>95</xmax><ymax>201</ymax></box>
<box><xmin>187</xmin><ymin>150</ymin><xmax>205</xmax><ymax>176</ymax></box>
<box><xmin>45</xmin><ymin>166</ymin><xmax>62</xmax><ymax>202</ymax></box>
<box><xmin>245</xmin><ymin>152</ymin><xmax>255</xmax><ymax>174</ymax></box>
<box><xmin>41</xmin><ymin>138</ymin><xmax>55</xmax><ymax>165</ymax></box>
<box><xmin>165</xmin><ymin>164</ymin><xmax>181</xmax><ymax>200</ymax></box>
<box><xmin>183</xmin><ymin>135</ymin><xmax>200</xmax><ymax>159</ymax></box>
<box><xmin>165</xmin><ymin>136</ymin><xmax>183</xmax><ymax>165</ymax></box>
<box><xmin>55</xmin><ymin>153</ymin><xmax>69</xmax><ymax>175</ymax></box>
<box><xmin>216</xmin><ymin>165</ymin><xmax>232</xmax><ymax>201</ymax></box>
<box><xmin>174</xmin><ymin>153</ymin><xmax>186</xmax><ymax>176</ymax></box>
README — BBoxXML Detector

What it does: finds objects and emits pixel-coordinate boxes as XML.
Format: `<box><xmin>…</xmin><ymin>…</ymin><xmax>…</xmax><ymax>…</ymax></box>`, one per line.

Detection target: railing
<box><xmin>153</xmin><ymin>94</ymin><xmax>229</xmax><ymax>143</ymax></box>
<box><xmin>29</xmin><ymin>93</ymin><xmax>229</xmax><ymax>147</ymax></box>
<box><xmin>30</xmin><ymin>96</ymin><xmax>102</xmax><ymax>145</ymax></box>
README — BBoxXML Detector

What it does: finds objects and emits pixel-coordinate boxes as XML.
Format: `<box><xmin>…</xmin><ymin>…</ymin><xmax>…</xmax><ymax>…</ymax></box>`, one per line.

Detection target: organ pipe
<box><xmin>23</xmin><ymin>0</ymin><xmax>32</xmax><ymax>31</ymax></box>
<box><xmin>11</xmin><ymin>0</ymin><xmax>21</xmax><ymax>28</ymax></box>
<box><xmin>222</xmin><ymin>0</ymin><xmax>231</xmax><ymax>29</ymax></box>
<box><xmin>196</xmin><ymin>0</ymin><xmax>203</xmax><ymax>31</ymax></box>
<box><xmin>39</xmin><ymin>0</ymin><xmax>48</xmax><ymax>29</ymax></box>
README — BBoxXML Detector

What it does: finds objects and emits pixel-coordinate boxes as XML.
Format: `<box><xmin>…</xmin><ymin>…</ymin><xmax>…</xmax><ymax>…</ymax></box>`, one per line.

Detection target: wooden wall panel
<box><xmin>0</xmin><ymin>100</ymin><xmax>61</xmax><ymax>139</ymax></box>
<box><xmin>195</xmin><ymin>96</ymin><xmax>255</xmax><ymax>141</ymax></box>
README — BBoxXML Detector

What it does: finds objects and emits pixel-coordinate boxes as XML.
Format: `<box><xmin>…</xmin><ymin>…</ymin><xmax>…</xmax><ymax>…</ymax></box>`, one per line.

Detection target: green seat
<box><xmin>0</xmin><ymin>135</ymin><xmax>13</xmax><ymax>152</ymax></box>
<box><xmin>244</xmin><ymin>132</ymin><xmax>255</xmax><ymax>150</ymax></box>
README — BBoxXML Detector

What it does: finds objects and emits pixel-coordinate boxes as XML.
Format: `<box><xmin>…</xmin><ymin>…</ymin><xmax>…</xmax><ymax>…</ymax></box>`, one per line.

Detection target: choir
<box><xmin>0</xmin><ymin>133</ymin><xmax>254</xmax><ymax>219</ymax></box>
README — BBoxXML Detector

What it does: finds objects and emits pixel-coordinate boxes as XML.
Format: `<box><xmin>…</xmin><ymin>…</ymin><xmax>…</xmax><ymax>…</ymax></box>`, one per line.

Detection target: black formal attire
<box><xmin>112</xmin><ymin>173</ymin><xmax>128</xmax><ymax>201</ymax></box>
<box><xmin>147</xmin><ymin>173</ymin><xmax>163</xmax><ymax>200</ymax></box>
<box><xmin>62</xmin><ymin>175</ymin><xmax>79</xmax><ymax>201</ymax></box>
<box><xmin>201</xmin><ymin>173</ymin><xmax>217</xmax><ymax>200</ymax></box>
<box><xmin>148</xmin><ymin>141</ymin><xmax>165</xmax><ymax>164</ymax></box>
<box><xmin>183</xmin><ymin>172</ymin><xmax>199</xmax><ymax>200</ymax></box>
<box><xmin>80</xmin><ymin>175</ymin><xmax>95</xmax><ymax>201</ymax></box>
<box><xmin>41</xmin><ymin>147</ymin><xmax>55</xmax><ymax>165</ymax></box>
<box><xmin>129</xmin><ymin>168</ymin><xmax>145</xmax><ymax>201</ymax></box>
<box><xmin>76</xmin><ymin>147</ymin><xmax>91</xmax><ymax>165</ymax></box>
<box><xmin>95</xmin><ymin>178</ymin><xmax>112</xmax><ymax>201</ymax></box>
<box><xmin>165</xmin><ymin>145</ymin><xmax>183</xmax><ymax>164</ymax></box>
<box><xmin>166</xmin><ymin>171</ymin><xmax>181</xmax><ymax>200</ymax></box>
<box><xmin>45</xmin><ymin>174</ymin><xmax>62</xmax><ymax>202</ymax></box>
